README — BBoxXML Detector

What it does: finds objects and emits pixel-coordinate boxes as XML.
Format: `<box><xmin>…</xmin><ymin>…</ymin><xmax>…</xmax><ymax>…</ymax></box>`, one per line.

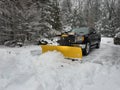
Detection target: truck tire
<box><xmin>96</xmin><ymin>42</ymin><xmax>100</xmax><ymax>49</ymax></box>
<box><xmin>83</xmin><ymin>42</ymin><xmax>90</xmax><ymax>55</ymax></box>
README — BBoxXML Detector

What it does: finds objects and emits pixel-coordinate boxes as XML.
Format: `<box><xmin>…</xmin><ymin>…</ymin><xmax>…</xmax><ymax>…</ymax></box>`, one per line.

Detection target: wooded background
<box><xmin>0</xmin><ymin>0</ymin><xmax>120</xmax><ymax>45</ymax></box>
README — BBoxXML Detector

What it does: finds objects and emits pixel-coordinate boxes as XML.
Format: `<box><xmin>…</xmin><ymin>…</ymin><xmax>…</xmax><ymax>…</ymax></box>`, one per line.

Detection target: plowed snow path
<box><xmin>83</xmin><ymin>37</ymin><xmax>120</xmax><ymax>66</ymax></box>
<box><xmin>0</xmin><ymin>37</ymin><xmax>120</xmax><ymax>90</ymax></box>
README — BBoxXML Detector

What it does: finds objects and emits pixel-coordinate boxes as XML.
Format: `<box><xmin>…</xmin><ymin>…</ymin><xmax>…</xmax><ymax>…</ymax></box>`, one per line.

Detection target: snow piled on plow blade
<box><xmin>41</xmin><ymin>45</ymin><xmax>82</xmax><ymax>60</ymax></box>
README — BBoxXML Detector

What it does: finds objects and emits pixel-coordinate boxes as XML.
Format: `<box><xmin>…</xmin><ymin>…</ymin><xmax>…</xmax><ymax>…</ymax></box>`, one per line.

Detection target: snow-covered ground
<box><xmin>0</xmin><ymin>37</ymin><xmax>120</xmax><ymax>90</ymax></box>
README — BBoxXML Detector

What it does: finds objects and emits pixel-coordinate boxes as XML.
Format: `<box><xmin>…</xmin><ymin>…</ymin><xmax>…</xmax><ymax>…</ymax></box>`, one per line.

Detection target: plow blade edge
<box><xmin>41</xmin><ymin>45</ymin><xmax>82</xmax><ymax>59</ymax></box>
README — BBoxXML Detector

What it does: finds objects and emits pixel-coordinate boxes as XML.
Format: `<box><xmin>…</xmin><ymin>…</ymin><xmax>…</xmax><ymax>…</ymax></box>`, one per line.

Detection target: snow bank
<box><xmin>0</xmin><ymin>38</ymin><xmax>120</xmax><ymax>90</ymax></box>
<box><xmin>0</xmin><ymin>46</ymin><xmax>40</xmax><ymax>90</ymax></box>
<box><xmin>34</xmin><ymin>51</ymin><xmax>65</xmax><ymax>67</ymax></box>
<box><xmin>101</xmin><ymin>37</ymin><xmax>114</xmax><ymax>45</ymax></box>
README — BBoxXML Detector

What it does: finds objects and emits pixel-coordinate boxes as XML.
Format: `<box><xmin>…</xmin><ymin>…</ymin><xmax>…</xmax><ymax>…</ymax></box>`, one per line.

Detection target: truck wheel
<box><xmin>83</xmin><ymin>42</ymin><xmax>90</xmax><ymax>55</ymax></box>
<box><xmin>96</xmin><ymin>42</ymin><xmax>100</xmax><ymax>49</ymax></box>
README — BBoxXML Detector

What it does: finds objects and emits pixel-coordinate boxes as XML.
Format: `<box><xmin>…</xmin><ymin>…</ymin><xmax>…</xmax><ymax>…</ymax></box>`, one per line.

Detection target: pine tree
<box><xmin>49</xmin><ymin>0</ymin><xmax>62</xmax><ymax>31</ymax></box>
<box><xmin>35</xmin><ymin>0</ymin><xmax>62</xmax><ymax>37</ymax></box>
<box><xmin>61</xmin><ymin>0</ymin><xmax>72</xmax><ymax>26</ymax></box>
<box><xmin>0</xmin><ymin>0</ymin><xmax>37</xmax><ymax>43</ymax></box>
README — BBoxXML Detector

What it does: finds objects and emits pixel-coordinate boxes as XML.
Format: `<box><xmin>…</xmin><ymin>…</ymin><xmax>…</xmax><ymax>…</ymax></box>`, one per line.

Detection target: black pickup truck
<box><xmin>58</xmin><ymin>27</ymin><xmax>101</xmax><ymax>55</ymax></box>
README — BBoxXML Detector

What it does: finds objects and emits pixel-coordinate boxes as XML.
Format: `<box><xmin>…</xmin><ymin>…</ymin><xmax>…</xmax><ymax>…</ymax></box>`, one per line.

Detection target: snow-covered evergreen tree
<box><xmin>0</xmin><ymin>0</ymin><xmax>120</xmax><ymax>45</ymax></box>
<box><xmin>61</xmin><ymin>0</ymin><xmax>72</xmax><ymax>26</ymax></box>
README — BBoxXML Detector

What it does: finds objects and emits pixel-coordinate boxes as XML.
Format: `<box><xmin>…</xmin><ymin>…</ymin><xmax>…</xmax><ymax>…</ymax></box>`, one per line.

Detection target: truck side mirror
<box><xmin>93</xmin><ymin>31</ymin><xmax>96</xmax><ymax>34</ymax></box>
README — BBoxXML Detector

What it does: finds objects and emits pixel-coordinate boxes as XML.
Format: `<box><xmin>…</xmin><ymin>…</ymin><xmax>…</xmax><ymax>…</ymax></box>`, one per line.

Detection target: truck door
<box><xmin>89</xmin><ymin>28</ymin><xmax>96</xmax><ymax>45</ymax></box>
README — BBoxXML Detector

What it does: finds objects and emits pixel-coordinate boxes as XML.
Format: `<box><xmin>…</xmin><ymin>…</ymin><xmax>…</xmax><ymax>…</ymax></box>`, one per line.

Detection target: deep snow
<box><xmin>0</xmin><ymin>37</ymin><xmax>120</xmax><ymax>90</ymax></box>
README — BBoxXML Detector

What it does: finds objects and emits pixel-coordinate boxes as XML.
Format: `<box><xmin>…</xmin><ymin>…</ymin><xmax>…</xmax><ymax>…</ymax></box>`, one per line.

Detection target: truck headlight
<box><xmin>76</xmin><ymin>36</ymin><xmax>84</xmax><ymax>41</ymax></box>
<box><xmin>68</xmin><ymin>32</ymin><xmax>75</xmax><ymax>35</ymax></box>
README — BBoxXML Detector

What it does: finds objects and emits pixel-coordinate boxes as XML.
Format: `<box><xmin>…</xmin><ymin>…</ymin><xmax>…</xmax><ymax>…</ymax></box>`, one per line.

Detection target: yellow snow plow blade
<box><xmin>41</xmin><ymin>45</ymin><xmax>82</xmax><ymax>60</ymax></box>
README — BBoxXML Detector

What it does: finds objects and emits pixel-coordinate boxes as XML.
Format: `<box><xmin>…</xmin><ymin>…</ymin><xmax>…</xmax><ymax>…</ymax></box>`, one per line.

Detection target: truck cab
<box><xmin>59</xmin><ymin>27</ymin><xmax>101</xmax><ymax>55</ymax></box>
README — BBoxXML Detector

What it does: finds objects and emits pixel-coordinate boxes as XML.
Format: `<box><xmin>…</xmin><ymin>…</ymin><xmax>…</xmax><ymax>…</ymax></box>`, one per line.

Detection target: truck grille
<box><xmin>59</xmin><ymin>35</ymin><xmax>75</xmax><ymax>46</ymax></box>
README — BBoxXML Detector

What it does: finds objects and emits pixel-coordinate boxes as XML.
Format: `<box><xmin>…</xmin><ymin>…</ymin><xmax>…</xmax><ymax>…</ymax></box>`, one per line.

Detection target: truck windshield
<box><xmin>71</xmin><ymin>27</ymin><xmax>89</xmax><ymax>34</ymax></box>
